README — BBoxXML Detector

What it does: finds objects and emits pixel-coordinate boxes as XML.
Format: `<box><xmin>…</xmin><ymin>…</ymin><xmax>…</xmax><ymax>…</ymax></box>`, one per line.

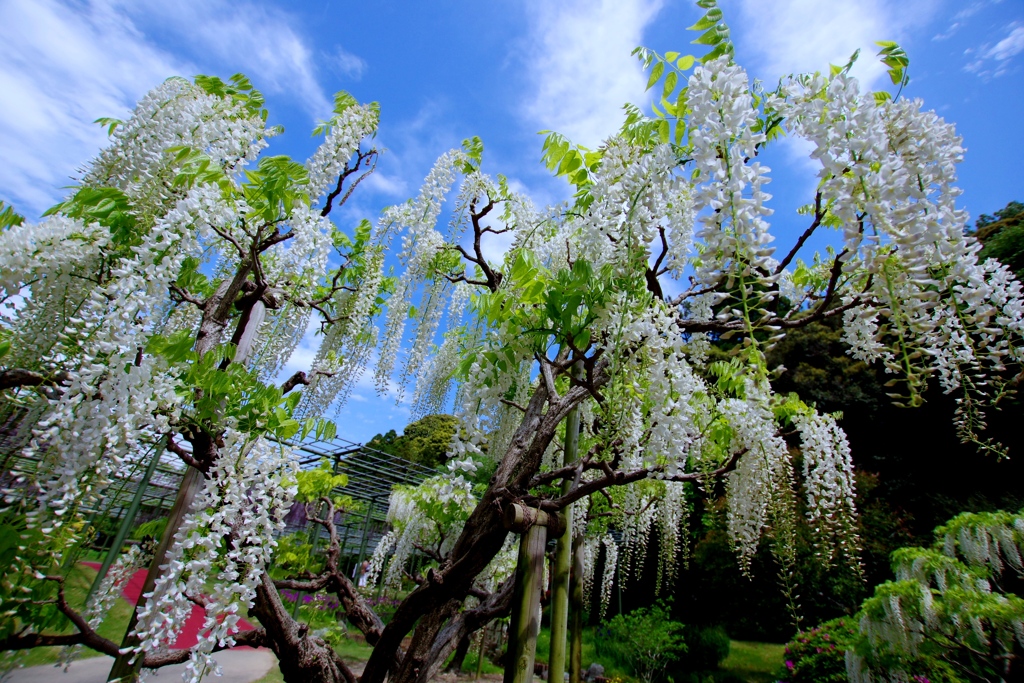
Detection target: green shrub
<box><xmin>682</xmin><ymin>625</ymin><xmax>731</xmax><ymax>671</ymax></box>
<box><xmin>595</xmin><ymin>601</ymin><xmax>686</xmax><ymax>683</ymax></box>
<box><xmin>131</xmin><ymin>516</ymin><xmax>167</xmax><ymax>541</ymax></box>
<box><xmin>783</xmin><ymin>617</ymin><xmax>856</xmax><ymax>683</ymax></box>
<box><xmin>783</xmin><ymin>617</ymin><xmax>965</xmax><ymax>683</ymax></box>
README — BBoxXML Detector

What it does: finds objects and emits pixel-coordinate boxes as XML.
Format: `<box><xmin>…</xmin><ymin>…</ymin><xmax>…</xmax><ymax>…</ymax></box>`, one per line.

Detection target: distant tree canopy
<box><xmin>366</xmin><ymin>414</ymin><xmax>457</xmax><ymax>469</ymax></box>
<box><xmin>972</xmin><ymin>200</ymin><xmax>1024</xmax><ymax>280</ymax></box>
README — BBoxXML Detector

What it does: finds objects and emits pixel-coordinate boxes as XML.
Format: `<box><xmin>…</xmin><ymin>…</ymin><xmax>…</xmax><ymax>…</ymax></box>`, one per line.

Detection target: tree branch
<box><xmin>280</xmin><ymin>371</ymin><xmax>310</xmax><ymax>395</ymax></box>
<box><xmin>775</xmin><ymin>191</ymin><xmax>823</xmax><ymax>274</ymax></box>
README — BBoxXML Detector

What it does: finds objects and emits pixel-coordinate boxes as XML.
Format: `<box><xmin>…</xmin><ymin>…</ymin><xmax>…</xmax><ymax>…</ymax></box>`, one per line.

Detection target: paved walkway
<box><xmin>6</xmin><ymin>648</ymin><xmax>276</xmax><ymax>683</ymax></box>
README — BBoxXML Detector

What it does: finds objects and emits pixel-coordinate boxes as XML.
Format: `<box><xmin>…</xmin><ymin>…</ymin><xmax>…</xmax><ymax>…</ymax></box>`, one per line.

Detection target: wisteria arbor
<box><xmin>2</xmin><ymin>5</ymin><xmax>1023</xmax><ymax>683</ymax></box>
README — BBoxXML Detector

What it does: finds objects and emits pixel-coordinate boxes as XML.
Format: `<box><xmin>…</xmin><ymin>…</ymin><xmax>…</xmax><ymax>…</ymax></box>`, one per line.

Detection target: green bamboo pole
<box><xmin>107</xmin><ymin>465</ymin><xmax>204</xmax><ymax>682</ymax></box>
<box><xmin>475</xmin><ymin>625</ymin><xmax>486</xmax><ymax>680</ymax></box>
<box><xmin>548</xmin><ymin>364</ymin><xmax>582</xmax><ymax>683</ymax></box>
<box><xmin>86</xmin><ymin>442</ymin><xmax>163</xmax><ymax>605</ymax></box>
<box><xmin>569</xmin><ymin>535</ymin><xmax>584</xmax><ymax>683</ymax></box>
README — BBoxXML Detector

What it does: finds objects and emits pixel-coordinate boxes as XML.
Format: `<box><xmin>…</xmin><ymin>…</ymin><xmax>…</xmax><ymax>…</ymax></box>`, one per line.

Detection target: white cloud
<box><xmin>0</xmin><ymin>0</ymin><xmax>358</xmax><ymax>217</ymax></box>
<box><xmin>987</xmin><ymin>24</ymin><xmax>1024</xmax><ymax>61</ymax></box>
<box><xmin>520</xmin><ymin>0</ymin><xmax>665</xmax><ymax>149</ymax></box>
<box><xmin>965</xmin><ymin>22</ymin><xmax>1024</xmax><ymax>77</ymax></box>
<box><xmin>362</xmin><ymin>171</ymin><xmax>408</xmax><ymax>198</ymax></box>
<box><xmin>934</xmin><ymin>0</ymin><xmax>1002</xmax><ymax>40</ymax></box>
<box><xmin>730</xmin><ymin>0</ymin><xmax>939</xmax><ymax>90</ymax></box>
<box><xmin>110</xmin><ymin>0</ymin><xmax>333</xmax><ymax>118</ymax></box>
<box><xmin>329</xmin><ymin>47</ymin><xmax>368</xmax><ymax>81</ymax></box>
<box><xmin>0</xmin><ymin>0</ymin><xmax>190</xmax><ymax>216</ymax></box>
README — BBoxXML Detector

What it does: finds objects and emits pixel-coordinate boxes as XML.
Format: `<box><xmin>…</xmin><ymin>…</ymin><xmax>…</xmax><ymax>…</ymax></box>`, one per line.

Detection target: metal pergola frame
<box><xmin>0</xmin><ymin>404</ymin><xmax>438</xmax><ymax>575</ymax></box>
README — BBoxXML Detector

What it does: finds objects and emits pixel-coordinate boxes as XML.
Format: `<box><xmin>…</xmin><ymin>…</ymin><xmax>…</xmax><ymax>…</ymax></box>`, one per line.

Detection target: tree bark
<box><xmin>252</xmin><ymin>573</ymin><xmax>357</xmax><ymax>683</ymax></box>
<box><xmin>445</xmin><ymin>634</ymin><xmax>472</xmax><ymax>673</ymax></box>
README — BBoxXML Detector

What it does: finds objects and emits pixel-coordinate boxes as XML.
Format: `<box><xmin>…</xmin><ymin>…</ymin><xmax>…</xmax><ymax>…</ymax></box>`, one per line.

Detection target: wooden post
<box><xmin>503</xmin><ymin>504</ymin><xmax>565</xmax><ymax>683</ymax></box>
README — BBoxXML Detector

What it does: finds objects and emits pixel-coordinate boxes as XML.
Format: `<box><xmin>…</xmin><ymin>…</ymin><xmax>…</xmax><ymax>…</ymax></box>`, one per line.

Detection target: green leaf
<box><xmin>693</xmin><ymin>26</ymin><xmax>721</xmax><ymax>46</ymax></box>
<box><xmin>676</xmin><ymin>54</ymin><xmax>696</xmax><ymax>71</ymax></box>
<box><xmin>662</xmin><ymin>71</ymin><xmax>679</xmax><ymax>100</ymax></box>
<box><xmin>646</xmin><ymin>61</ymin><xmax>665</xmax><ymax>91</ymax></box>
<box><xmin>94</xmin><ymin>116</ymin><xmax>123</xmax><ymax>136</ymax></box>
<box><xmin>687</xmin><ymin>7</ymin><xmax>723</xmax><ymax>32</ymax></box>
<box><xmin>873</xmin><ymin>90</ymin><xmax>893</xmax><ymax>105</ymax></box>
<box><xmin>461</xmin><ymin>135</ymin><xmax>484</xmax><ymax>165</ymax></box>
<box><xmin>333</xmin><ymin>91</ymin><xmax>358</xmax><ymax>116</ymax></box>
<box><xmin>0</xmin><ymin>201</ymin><xmax>25</xmax><ymax>230</ymax></box>
<box><xmin>665</xmin><ymin>51</ymin><xmax>680</xmax><ymax>62</ymax></box>
<box><xmin>658</xmin><ymin>118</ymin><xmax>670</xmax><ymax>144</ymax></box>
<box><xmin>0</xmin><ymin>340</ymin><xmax>10</xmax><ymax>361</ymax></box>
<box><xmin>701</xmin><ymin>41</ymin><xmax>732</xmax><ymax>63</ymax></box>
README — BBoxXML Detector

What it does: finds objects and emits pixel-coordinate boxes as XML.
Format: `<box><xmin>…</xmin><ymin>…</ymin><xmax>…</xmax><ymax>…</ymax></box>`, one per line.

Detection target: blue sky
<box><xmin>1</xmin><ymin>0</ymin><xmax>1022</xmax><ymax>443</ymax></box>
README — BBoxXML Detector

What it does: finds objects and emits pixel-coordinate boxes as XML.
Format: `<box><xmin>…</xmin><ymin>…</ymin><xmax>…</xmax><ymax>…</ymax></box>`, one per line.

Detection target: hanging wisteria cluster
<box><xmin>365</xmin><ymin>470</ymin><xmax>514</xmax><ymax>593</ymax></box>
<box><xmin>847</xmin><ymin>509</ymin><xmax>1024</xmax><ymax>682</ymax></box>
<box><xmin>132</xmin><ymin>436</ymin><xmax>295</xmax><ymax>678</ymax></box>
<box><xmin>3</xmin><ymin>4</ymin><xmax>1023</xmax><ymax>681</ymax></box>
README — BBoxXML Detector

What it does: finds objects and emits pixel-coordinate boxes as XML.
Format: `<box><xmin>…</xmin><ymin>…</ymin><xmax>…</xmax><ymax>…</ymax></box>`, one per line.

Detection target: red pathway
<box><xmin>82</xmin><ymin>562</ymin><xmax>257</xmax><ymax>649</ymax></box>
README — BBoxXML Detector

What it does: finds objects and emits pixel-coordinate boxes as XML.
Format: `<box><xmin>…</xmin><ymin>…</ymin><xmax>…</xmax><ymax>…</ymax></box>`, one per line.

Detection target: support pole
<box><xmin>86</xmin><ymin>442</ymin><xmax>163</xmax><ymax>605</ymax></box>
<box><xmin>106</xmin><ymin>466</ymin><xmax>204</xmax><ymax>682</ymax></box>
<box><xmin>475</xmin><ymin>624</ymin><xmax>487</xmax><ymax>680</ymax></box>
<box><xmin>569</xmin><ymin>535</ymin><xmax>584</xmax><ymax>683</ymax></box>
<box><xmin>548</xmin><ymin>368</ymin><xmax>581</xmax><ymax>683</ymax></box>
<box><xmin>355</xmin><ymin>497</ymin><xmax>376</xmax><ymax>571</ymax></box>
<box><xmin>503</xmin><ymin>504</ymin><xmax>565</xmax><ymax>683</ymax></box>
<box><xmin>504</xmin><ymin>523</ymin><xmax>547</xmax><ymax>683</ymax></box>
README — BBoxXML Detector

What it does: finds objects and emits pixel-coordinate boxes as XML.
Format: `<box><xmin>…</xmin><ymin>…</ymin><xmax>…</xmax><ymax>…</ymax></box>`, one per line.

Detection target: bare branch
<box><xmin>775</xmin><ymin>191</ymin><xmax>823</xmax><ymax>274</ymax></box>
<box><xmin>169</xmin><ymin>283</ymin><xmax>206</xmax><ymax>308</ymax></box>
<box><xmin>0</xmin><ymin>368</ymin><xmax>68</xmax><ymax>393</ymax></box>
<box><xmin>280</xmin><ymin>371</ymin><xmax>310</xmax><ymax>395</ymax></box>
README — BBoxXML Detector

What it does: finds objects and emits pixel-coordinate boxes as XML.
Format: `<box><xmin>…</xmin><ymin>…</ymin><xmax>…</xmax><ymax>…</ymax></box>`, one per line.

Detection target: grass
<box><xmin>718</xmin><ymin>640</ymin><xmax>785</xmax><ymax>683</ymax></box>
<box><xmin>10</xmin><ymin>563</ymin><xmax>135</xmax><ymax>669</ymax></box>
<box><xmin>331</xmin><ymin>634</ymin><xmax>375</xmax><ymax>662</ymax></box>
<box><xmin>10</xmin><ymin>571</ymin><xmax>785</xmax><ymax>683</ymax></box>
<box><xmin>253</xmin><ymin>662</ymin><xmax>286</xmax><ymax>683</ymax></box>
<box><xmin>251</xmin><ymin>633</ymin><xmax>374</xmax><ymax>683</ymax></box>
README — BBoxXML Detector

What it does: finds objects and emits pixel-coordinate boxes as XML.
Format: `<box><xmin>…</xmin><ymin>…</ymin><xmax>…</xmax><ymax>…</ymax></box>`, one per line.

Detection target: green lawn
<box><xmin>252</xmin><ymin>634</ymin><xmax>374</xmax><ymax>683</ymax></box>
<box><xmin>718</xmin><ymin>640</ymin><xmax>785</xmax><ymax>683</ymax></box>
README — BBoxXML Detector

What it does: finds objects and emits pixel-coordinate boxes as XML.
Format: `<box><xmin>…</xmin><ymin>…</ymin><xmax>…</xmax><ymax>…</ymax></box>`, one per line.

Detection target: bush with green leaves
<box><xmin>781</xmin><ymin>617</ymin><xmax>858</xmax><ymax>683</ymax></box>
<box><xmin>595</xmin><ymin>602</ymin><xmax>687</xmax><ymax>683</ymax></box>
<box><xmin>680</xmin><ymin>625</ymin><xmax>731</xmax><ymax>672</ymax></box>
<box><xmin>130</xmin><ymin>517</ymin><xmax>167</xmax><ymax>541</ymax></box>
